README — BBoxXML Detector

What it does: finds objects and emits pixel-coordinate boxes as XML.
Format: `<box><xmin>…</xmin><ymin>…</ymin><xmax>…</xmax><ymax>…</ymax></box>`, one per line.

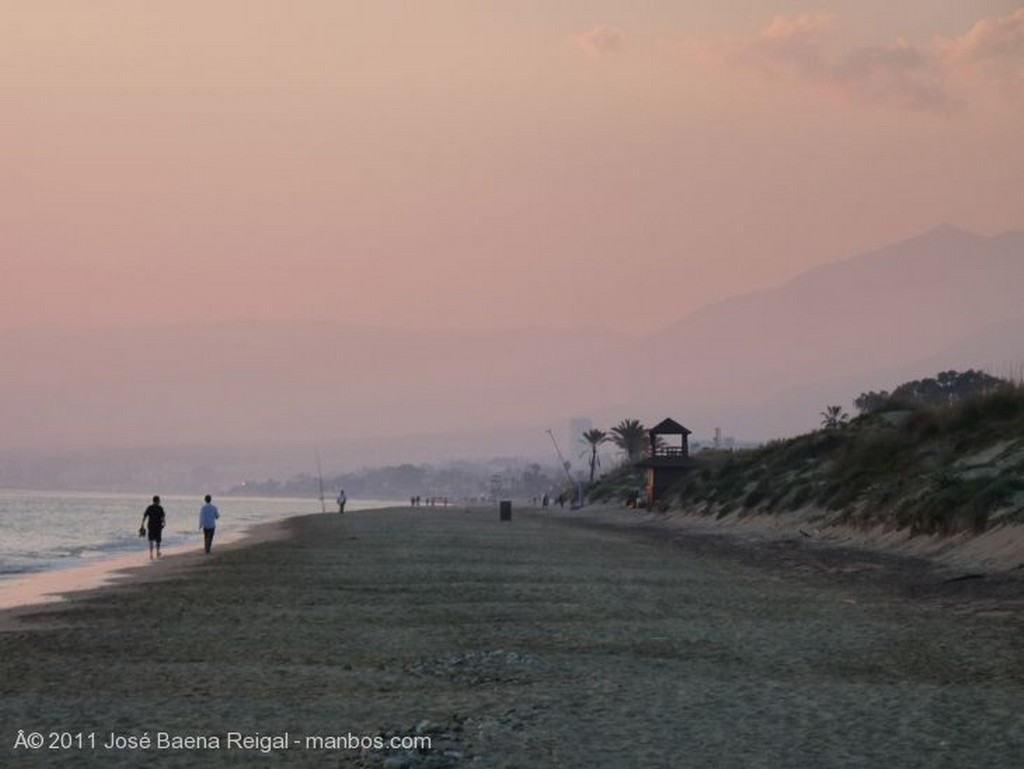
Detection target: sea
<box><xmin>0</xmin><ymin>489</ymin><xmax>396</xmax><ymax>586</ymax></box>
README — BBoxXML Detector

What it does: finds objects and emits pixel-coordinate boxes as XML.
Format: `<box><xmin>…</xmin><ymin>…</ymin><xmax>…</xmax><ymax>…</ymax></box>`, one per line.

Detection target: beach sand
<box><xmin>1</xmin><ymin>505</ymin><xmax>1022</xmax><ymax>768</ymax></box>
<box><xmin>0</xmin><ymin>521</ymin><xmax>291</xmax><ymax>623</ymax></box>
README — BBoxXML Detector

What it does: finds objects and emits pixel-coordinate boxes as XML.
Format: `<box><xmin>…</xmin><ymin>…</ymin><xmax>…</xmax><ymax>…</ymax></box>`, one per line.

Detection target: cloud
<box><xmin>732</xmin><ymin>13</ymin><xmax>956</xmax><ymax>113</ymax></box>
<box><xmin>833</xmin><ymin>40</ymin><xmax>956</xmax><ymax>113</ymax></box>
<box><xmin>575</xmin><ymin>25</ymin><xmax>625</xmax><ymax>56</ymax></box>
<box><xmin>941</xmin><ymin>8</ymin><xmax>1024</xmax><ymax>97</ymax></box>
<box><xmin>739</xmin><ymin>13</ymin><xmax>831</xmax><ymax>75</ymax></box>
<box><xmin>947</xmin><ymin>7</ymin><xmax>1024</xmax><ymax>63</ymax></box>
<box><xmin>701</xmin><ymin>9</ymin><xmax>1024</xmax><ymax>114</ymax></box>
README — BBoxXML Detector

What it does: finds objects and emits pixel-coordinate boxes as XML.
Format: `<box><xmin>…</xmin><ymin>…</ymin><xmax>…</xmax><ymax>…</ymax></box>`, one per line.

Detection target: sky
<box><xmin>3</xmin><ymin>0</ymin><xmax>1023</xmax><ymax>336</ymax></box>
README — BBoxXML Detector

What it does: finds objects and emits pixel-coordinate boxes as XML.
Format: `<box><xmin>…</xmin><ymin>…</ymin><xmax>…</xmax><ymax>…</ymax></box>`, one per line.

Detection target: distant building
<box><xmin>489</xmin><ymin>473</ymin><xmax>504</xmax><ymax>501</ymax></box>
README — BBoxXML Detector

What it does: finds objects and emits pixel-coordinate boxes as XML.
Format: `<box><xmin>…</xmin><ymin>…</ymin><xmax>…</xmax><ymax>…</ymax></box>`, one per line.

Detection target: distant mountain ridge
<box><xmin>2</xmin><ymin>224</ymin><xmax>1022</xmax><ymax>482</ymax></box>
<box><xmin>611</xmin><ymin>225</ymin><xmax>1024</xmax><ymax>431</ymax></box>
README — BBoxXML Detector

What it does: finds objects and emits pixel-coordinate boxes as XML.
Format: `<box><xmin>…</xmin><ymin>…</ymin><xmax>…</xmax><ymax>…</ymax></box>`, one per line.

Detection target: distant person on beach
<box><xmin>199</xmin><ymin>494</ymin><xmax>220</xmax><ymax>554</ymax></box>
<box><xmin>140</xmin><ymin>495</ymin><xmax>165</xmax><ymax>560</ymax></box>
<box><xmin>336</xmin><ymin>489</ymin><xmax>346</xmax><ymax>514</ymax></box>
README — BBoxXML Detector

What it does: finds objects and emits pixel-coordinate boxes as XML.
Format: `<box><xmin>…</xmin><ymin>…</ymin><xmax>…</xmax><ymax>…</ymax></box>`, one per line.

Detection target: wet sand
<box><xmin>0</xmin><ymin>522</ymin><xmax>290</xmax><ymax>623</ymax></box>
<box><xmin>1</xmin><ymin>505</ymin><xmax>1022</xmax><ymax>768</ymax></box>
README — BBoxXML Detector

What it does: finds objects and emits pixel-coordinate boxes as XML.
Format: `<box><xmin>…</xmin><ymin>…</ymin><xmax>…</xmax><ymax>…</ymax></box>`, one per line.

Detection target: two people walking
<box><xmin>141</xmin><ymin>494</ymin><xmax>220</xmax><ymax>557</ymax></box>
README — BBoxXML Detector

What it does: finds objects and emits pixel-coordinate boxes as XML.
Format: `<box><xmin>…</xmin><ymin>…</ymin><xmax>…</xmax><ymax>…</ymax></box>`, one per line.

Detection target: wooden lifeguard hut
<box><xmin>635</xmin><ymin>418</ymin><xmax>693</xmax><ymax>508</ymax></box>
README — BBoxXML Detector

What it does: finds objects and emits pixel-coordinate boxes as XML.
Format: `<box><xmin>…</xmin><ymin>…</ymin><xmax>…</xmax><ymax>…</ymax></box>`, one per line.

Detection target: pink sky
<box><xmin>3</xmin><ymin>1</ymin><xmax>1023</xmax><ymax>334</ymax></box>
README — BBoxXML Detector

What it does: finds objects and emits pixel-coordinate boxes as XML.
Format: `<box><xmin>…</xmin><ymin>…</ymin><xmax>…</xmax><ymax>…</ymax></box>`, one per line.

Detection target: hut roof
<box><xmin>649</xmin><ymin>418</ymin><xmax>692</xmax><ymax>436</ymax></box>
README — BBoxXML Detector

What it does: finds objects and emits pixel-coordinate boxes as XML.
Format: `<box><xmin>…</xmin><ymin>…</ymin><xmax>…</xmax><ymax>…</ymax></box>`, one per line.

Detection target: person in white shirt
<box><xmin>199</xmin><ymin>494</ymin><xmax>220</xmax><ymax>554</ymax></box>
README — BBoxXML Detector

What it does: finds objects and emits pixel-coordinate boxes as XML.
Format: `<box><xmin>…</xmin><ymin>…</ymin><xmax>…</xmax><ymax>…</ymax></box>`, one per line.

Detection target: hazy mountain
<box><xmin>3</xmin><ymin>224</ymin><xmax>1022</xmax><ymax>488</ymax></box>
<box><xmin>696</xmin><ymin>318</ymin><xmax>1024</xmax><ymax>445</ymax></box>
<box><xmin>913</xmin><ymin>315</ymin><xmax>1024</xmax><ymax>380</ymax></box>
<box><xmin>611</xmin><ymin>225</ymin><xmax>1024</xmax><ymax>436</ymax></box>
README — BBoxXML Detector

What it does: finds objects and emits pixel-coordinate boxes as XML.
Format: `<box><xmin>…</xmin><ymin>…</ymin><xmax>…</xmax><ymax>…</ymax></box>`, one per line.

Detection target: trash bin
<box><xmin>499</xmin><ymin>500</ymin><xmax>512</xmax><ymax>521</ymax></box>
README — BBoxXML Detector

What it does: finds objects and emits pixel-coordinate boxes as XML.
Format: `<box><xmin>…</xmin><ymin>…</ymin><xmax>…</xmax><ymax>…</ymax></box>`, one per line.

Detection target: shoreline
<box><xmin>0</xmin><ymin>516</ymin><xmax>295</xmax><ymax>629</ymax></box>
<box><xmin>4</xmin><ymin>501</ymin><xmax>1021</xmax><ymax>634</ymax></box>
<box><xmin>4</xmin><ymin>499</ymin><xmax>1021</xmax><ymax>622</ymax></box>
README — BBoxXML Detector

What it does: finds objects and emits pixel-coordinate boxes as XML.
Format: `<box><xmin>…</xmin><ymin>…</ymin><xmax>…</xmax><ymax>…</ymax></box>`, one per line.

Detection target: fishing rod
<box><xmin>315</xmin><ymin>449</ymin><xmax>326</xmax><ymax>514</ymax></box>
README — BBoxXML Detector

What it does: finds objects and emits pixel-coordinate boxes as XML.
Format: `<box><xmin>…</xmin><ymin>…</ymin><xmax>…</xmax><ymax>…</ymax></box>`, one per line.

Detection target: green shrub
<box><xmin>655</xmin><ymin>380</ymin><xmax>1022</xmax><ymax>535</ymax></box>
<box><xmin>743</xmin><ymin>483</ymin><xmax>768</xmax><ymax>508</ymax></box>
<box><xmin>786</xmin><ymin>484</ymin><xmax>812</xmax><ymax>510</ymax></box>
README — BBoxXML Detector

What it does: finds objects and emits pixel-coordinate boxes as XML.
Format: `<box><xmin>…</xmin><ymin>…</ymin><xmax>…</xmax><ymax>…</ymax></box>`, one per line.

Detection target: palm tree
<box><xmin>820</xmin><ymin>405</ymin><xmax>849</xmax><ymax>430</ymax></box>
<box><xmin>610</xmin><ymin>419</ymin><xmax>647</xmax><ymax>462</ymax></box>
<box><xmin>580</xmin><ymin>428</ymin><xmax>608</xmax><ymax>482</ymax></box>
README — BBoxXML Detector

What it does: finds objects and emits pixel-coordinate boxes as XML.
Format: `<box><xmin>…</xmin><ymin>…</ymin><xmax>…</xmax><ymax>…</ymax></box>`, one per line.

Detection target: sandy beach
<box><xmin>2</xmin><ymin>505</ymin><xmax>1022</xmax><ymax>768</ymax></box>
<box><xmin>0</xmin><ymin>523</ymin><xmax>291</xmax><ymax>620</ymax></box>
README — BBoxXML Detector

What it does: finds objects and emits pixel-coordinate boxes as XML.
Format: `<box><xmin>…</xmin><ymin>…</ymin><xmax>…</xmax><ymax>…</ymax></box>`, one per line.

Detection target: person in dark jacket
<box><xmin>141</xmin><ymin>495</ymin><xmax>165</xmax><ymax>560</ymax></box>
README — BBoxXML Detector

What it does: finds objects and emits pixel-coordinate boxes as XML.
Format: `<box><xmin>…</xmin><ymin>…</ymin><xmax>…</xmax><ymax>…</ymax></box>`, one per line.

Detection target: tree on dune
<box><xmin>820</xmin><ymin>405</ymin><xmax>849</xmax><ymax>430</ymax></box>
<box><xmin>854</xmin><ymin>369</ymin><xmax>1007</xmax><ymax>413</ymax></box>
<box><xmin>580</xmin><ymin>428</ymin><xmax>608</xmax><ymax>482</ymax></box>
<box><xmin>610</xmin><ymin>419</ymin><xmax>647</xmax><ymax>462</ymax></box>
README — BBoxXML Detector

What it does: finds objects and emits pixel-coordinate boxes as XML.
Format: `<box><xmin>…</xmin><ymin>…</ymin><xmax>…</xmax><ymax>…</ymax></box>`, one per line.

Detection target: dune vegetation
<box><xmin>590</xmin><ymin>373</ymin><xmax>1024</xmax><ymax>537</ymax></box>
